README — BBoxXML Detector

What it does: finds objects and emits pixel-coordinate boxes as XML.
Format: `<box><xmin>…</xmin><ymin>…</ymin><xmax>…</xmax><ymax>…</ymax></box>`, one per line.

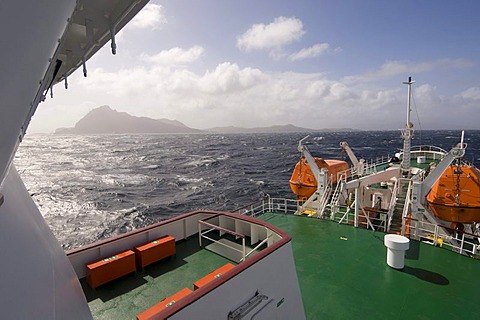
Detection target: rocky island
<box><xmin>55</xmin><ymin>106</ymin><xmax>202</xmax><ymax>134</ymax></box>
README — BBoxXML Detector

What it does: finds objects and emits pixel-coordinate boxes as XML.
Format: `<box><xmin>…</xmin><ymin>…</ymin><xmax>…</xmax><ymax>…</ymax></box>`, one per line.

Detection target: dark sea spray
<box><xmin>14</xmin><ymin>130</ymin><xmax>480</xmax><ymax>250</ymax></box>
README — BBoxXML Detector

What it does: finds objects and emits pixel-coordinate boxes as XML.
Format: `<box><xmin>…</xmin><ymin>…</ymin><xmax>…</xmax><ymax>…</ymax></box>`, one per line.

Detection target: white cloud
<box><xmin>199</xmin><ymin>62</ymin><xmax>266</xmax><ymax>94</ymax></box>
<box><xmin>344</xmin><ymin>59</ymin><xmax>474</xmax><ymax>82</ymax></box>
<box><xmin>289</xmin><ymin>43</ymin><xmax>331</xmax><ymax>61</ymax></box>
<box><xmin>237</xmin><ymin>17</ymin><xmax>305</xmax><ymax>51</ymax></box>
<box><xmin>142</xmin><ymin>46</ymin><xmax>205</xmax><ymax>65</ymax></box>
<box><xmin>30</xmin><ymin>53</ymin><xmax>480</xmax><ymax>133</ymax></box>
<box><xmin>460</xmin><ymin>87</ymin><xmax>480</xmax><ymax>100</ymax></box>
<box><xmin>130</xmin><ymin>4</ymin><xmax>167</xmax><ymax>30</ymax></box>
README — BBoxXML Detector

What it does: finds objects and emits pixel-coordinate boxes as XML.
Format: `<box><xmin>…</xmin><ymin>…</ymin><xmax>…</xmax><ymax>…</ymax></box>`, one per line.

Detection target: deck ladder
<box><xmin>387</xmin><ymin>179</ymin><xmax>412</xmax><ymax>234</ymax></box>
<box><xmin>338</xmin><ymin>192</ymin><xmax>355</xmax><ymax>224</ymax></box>
<box><xmin>327</xmin><ymin>179</ymin><xmax>344</xmax><ymax>219</ymax></box>
<box><xmin>296</xmin><ymin>183</ymin><xmax>332</xmax><ymax>217</ymax></box>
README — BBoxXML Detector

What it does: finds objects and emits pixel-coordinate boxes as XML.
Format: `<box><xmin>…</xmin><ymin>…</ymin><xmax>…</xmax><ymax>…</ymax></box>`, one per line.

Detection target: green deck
<box><xmin>84</xmin><ymin>212</ymin><xmax>479</xmax><ymax>319</ymax></box>
<box><xmin>260</xmin><ymin>212</ymin><xmax>480</xmax><ymax>319</ymax></box>
<box><xmin>84</xmin><ymin>237</ymin><xmax>234</xmax><ymax>320</ymax></box>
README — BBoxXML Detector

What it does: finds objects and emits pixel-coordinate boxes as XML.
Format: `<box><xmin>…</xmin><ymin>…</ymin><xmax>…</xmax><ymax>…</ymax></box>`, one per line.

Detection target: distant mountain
<box><xmin>55</xmin><ymin>106</ymin><xmax>202</xmax><ymax>134</ymax></box>
<box><xmin>206</xmin><ymin>124</ymin><xmax>356</xmax><ymax>134</ymax></box>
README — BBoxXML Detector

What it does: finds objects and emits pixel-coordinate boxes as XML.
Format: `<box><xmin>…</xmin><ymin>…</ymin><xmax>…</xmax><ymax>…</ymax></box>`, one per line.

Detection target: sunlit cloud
<box><xmin>344</xmin><ymin>59</ymin><xmax>474</xmax><ymax>82</ymax></box>
<box><xmin>141</xmin><ymin>46</ymin><xmax>205</xmax><ymax>65</ymax></box>
<box><xmin>459</xmin><ymin>87</ymin><xmax>480</xmax><ymax>100</ymax></box>
<box><xmin>33</xmin><ymin>51</ymin><xmax>480</xmax><ymax>133</ymax></box>
<box><xmin>129</xmin><ymin>4</ymin><xmax>167</xmax><ymax>30</ymax></box>
<box><xmin>289</xmin><ymin>43</ymin><xmax>331</xmax><ymax>61</ymax></box>
<box><xmin>237</xmin><ymin>16</ymin><xmax>305</xmax><ymax>52</ymax></box>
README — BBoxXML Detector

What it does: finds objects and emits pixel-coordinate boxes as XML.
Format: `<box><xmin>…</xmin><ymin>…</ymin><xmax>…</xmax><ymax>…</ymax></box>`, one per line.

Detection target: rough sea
<box><xmin>14</xmin><ymin>130</ymin><xmax>480</xmax><ymax>250</ymax></box>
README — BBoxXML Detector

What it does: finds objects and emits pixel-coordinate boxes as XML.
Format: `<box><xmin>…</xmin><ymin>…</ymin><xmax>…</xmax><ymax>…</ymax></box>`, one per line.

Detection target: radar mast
<box><xmin>401</xmin><ymin>76</ymin><xmax>415</xmax><ymax>174</ymax></box>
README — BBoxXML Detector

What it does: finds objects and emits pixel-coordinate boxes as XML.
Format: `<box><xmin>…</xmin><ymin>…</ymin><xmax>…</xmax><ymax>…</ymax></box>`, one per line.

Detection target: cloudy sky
<box><xmin>30</xmin><ymin>0</ymin><xmax>480</xmax><ymax>133</ymax></box>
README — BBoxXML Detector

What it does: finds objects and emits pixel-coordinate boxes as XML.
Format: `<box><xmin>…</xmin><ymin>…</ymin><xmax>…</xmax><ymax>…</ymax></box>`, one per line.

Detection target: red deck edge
<box><xmin>148</xmin><ymin>212</ymin><xmax>291</xmax><ymax>319</ymax></box>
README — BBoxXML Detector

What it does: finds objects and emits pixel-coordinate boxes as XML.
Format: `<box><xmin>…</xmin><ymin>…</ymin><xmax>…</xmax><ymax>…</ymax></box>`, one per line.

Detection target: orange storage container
<box><xmin>193</xmin><ymin>263</ymin><xmax>235</xmax><ymax>290</ymax></box>
<box><xmin>134</xmin><ymin>235</ymin><xmax>176</xmax><ymax>268</ymax></box>
<box><xmin>86</xmin><ymin>250</ymin><xmax>136</xmax><ymax>288</ymax></box>
<box><xmin>137</xmin><ymin>287</ymin><xmax>193</xmax><ymax>320</ymax></box>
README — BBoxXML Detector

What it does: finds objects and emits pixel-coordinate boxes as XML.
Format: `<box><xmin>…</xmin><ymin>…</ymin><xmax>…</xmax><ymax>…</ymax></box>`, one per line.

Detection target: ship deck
<box><xmin>83</xmin><ymin>210</ymin><xmax>480</xmax><ymax>319</ymax></box>
<box><xmin>260</xmin><ymin>212</ymin><xmax>479</xmax><ymax>319</ymax></box>
<box><xmin>82</xmin><ymin>235</ymin><xmax>235</xmax><ymax>320</ymax></box>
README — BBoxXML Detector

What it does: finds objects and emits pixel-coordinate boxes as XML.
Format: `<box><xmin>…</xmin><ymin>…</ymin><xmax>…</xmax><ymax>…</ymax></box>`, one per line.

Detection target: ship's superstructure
<box><xmin>290</xmin><ymin>78</ymin><xmax>480</xmax><ymax>257</ymax></box>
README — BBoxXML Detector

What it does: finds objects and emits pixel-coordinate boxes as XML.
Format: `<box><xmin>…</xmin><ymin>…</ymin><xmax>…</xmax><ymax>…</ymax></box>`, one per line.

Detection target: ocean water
<box><xmin>14</xmin><ymin>130</ymin><xmax>480</xmax><ymax>250</ymax></box>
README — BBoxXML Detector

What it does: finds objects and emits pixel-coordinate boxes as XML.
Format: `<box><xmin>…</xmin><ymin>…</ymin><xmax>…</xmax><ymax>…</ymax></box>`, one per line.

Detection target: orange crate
<box><xmin>134</xmin><ymin>235</ymin><xmax>176</xmax><ymax>268</ymax></box>
<box><xmin>86</xmin><ymin>250</ymin><xmax>136</xmax><ymax>288</ymax></box>
<box><xmin>136</xmin><ymin>287</ymin><xmax>192</xmax><ymax>320</ymax></box>
<box><xmin>193</xmin><ymin>263</ymin><xmax>235</xmax><ymax>290</ymax></box>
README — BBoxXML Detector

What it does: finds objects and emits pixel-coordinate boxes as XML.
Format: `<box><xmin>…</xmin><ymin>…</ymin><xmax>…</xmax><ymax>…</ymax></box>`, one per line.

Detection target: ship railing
<box><xmin>338</xmin><ymin>155</ymin><xmax>392</xmax><ymax>181</ymax></box>
<box><xmin>404</xmin><ymin>217</ymin><xmax>479</xmax><ymax>257</ymax></box>
<box><xmin>403</xmin><ymin>145</ymin><xmax>447</xmax><ymax>163</ymax></box>
<box><xmin>362</xmin><ymin>156</ymin><xmax>391</xmax><ymax>175</ymax></box>
<box><xmin>198</xmin><ymin>214</ymin><xmax>278</xmax><ymax>262</ymax></box>
<box><xmin>237</xmin><ymin>197</ymin><xmax>479</xmax><ymax>258</ymax></box>
<box><xmin>234</xmin><ymin>196</ymin><xmax>303</xmax><ymax>217</ymax></box>
<box><xmin>199</xmin><ymin>218</ymin><xmax>248</xmax><ymax>261</ymax></box>
<box><xmin>410</xmin><ymin>145</ymin><xmax>448</xmax><ymax>155</ymax></box>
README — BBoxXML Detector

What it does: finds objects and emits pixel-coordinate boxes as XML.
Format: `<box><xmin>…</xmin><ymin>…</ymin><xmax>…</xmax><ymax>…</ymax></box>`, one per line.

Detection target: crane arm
<box><xmin>297</xmin><ymin>136</ymin><xmax>322</xmax><ymax>179</ymax></box>
<box><xmin>340</xmin><ymin>142</ymin><xmax>359</xmax><ymax>166</ymax></box>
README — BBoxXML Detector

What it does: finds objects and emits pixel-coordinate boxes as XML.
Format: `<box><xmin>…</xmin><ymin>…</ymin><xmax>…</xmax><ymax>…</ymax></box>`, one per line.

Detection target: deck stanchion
<box><xmin>242</xmin><ymin>238</ymin><xmax>246</xmax><ymax>262</ymax></box>
<box><xmin>199</xmin><ymin>224</ymin><xmax>202</xmax><ymax>247</ymax></box>
<box><xmin>460</xmin><ymin>232</ymin><xmax>465</xmax><ymax>255</ymax></box>
<box><xmin>354</xmin><ymin>188</ymin><xmax>359</xmax><ymax>228</ymax></box>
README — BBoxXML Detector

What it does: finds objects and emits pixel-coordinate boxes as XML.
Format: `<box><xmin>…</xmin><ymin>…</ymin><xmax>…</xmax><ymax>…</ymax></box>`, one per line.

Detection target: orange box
<box><xmin>193</xmin><ymin>263</ymin><xmax>235</xmax><ymax>290</ymax></box>
<box><xmin>134</xmin><ymin>235</ymin><xmax>176</xmax><ymax>268</ymax></box>
<box><xmin>136</xmin><ymin>287</ymin><xmax>193</xmax><ymax>320</ymax></box>
<box><xmin>86</xmin><ymin>250</ymin><xmax>136</xmax><ymax>288</ymax></box>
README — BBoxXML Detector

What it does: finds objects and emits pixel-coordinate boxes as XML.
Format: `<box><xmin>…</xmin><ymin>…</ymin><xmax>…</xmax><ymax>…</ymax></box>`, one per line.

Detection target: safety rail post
<box><xmin>198</xmin><ymin>223</ymin><xmax>202</xmax><ymax>247</ymax></box>
<box><xmin>459</xmin><ymin>232</ymin><xmax>465</xmax><ymax>255</ymax></box>
<box><xmin>413</xmin><ymin>220</ymin><xmax>418</xmax><ymax>240</ymax></box>
<box><xmin>433</xmin><ymin>225</ymin><xmax>439</xmax><ymax>246</ymax></box>
<box><xmin>242</xmin><ymin>237</ymin><xmax>246</xmax><ymax>261</ymax></box>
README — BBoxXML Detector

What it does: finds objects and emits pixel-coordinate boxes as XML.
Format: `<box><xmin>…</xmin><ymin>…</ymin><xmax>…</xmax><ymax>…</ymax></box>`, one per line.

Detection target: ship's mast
<box><xmin>401</xmin><ymin>77</ymin><xmax>415</xmax><ymax>174</ymax></box>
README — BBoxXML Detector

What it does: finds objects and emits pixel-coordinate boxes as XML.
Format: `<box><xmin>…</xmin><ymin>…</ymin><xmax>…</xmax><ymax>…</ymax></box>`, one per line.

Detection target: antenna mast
<box><xmin>401</xmin><ymin>76</ymin><xmax>415</xmax><ymax>174</ymax></box>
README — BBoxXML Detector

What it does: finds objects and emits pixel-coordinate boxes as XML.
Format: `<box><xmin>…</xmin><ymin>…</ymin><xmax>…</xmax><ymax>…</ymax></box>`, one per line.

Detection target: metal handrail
<box><xmin>198</xmin><ymin>220</ymin><xmax>247</xmax><ymax>261</ymax></box>
<box><xmin>401</xmin><ymin>180</ymin><xmax>413</xmax><ymax>236</ymax></box>
<box><xmin>238</xmin><ymin>197</ymin><xmax>479</xmax><ymax>259</ymax></box>
<box><xmin>386</xmin><ymin>179</ymin><xmax>399</xmax><ymax>232</ymax></box>
<box><xmin>244</xmin><ymin>234</ymin><xmax>272</xmax><ymax>260</ymax></box>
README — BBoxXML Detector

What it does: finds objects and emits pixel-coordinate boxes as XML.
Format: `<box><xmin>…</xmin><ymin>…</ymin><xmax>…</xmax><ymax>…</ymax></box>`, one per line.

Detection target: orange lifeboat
<box><xmin>426</xmin><ymin>164</ymin><xmax>480</xmax><ymax>223</ymax></box>
<box><xmin>289</xmin><ymin>157</ymin><xmax>349</xmax><ymax>200</ymax></box>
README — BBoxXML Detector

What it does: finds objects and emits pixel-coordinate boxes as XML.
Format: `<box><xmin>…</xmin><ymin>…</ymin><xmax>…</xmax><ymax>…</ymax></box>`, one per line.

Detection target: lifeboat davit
<box><xmin>426</xmin><ymin>164</ymin><xmax>480</xmax><ymax>223</ymax></box>
<box><xmin>289</xmin><ymin>158</ymin><xmax>349</xmax><ymax>200</ymax></box>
